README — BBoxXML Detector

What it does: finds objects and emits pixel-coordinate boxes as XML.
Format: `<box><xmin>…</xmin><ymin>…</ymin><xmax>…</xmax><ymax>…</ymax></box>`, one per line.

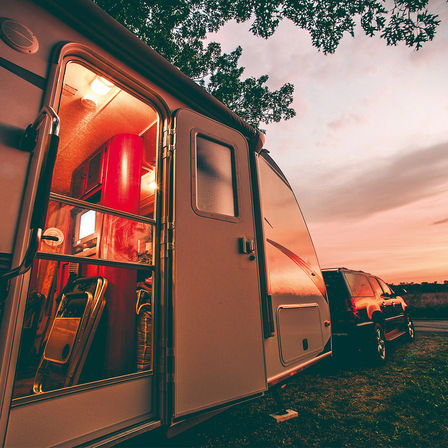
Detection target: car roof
<box><xmin>322</xmin><ymin>267</ymin><xmax>374</xmax><ymax>277</ymax></box>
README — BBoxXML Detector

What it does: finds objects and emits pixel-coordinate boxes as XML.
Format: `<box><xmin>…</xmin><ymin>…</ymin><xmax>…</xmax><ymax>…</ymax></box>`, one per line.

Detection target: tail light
<box><xmin>345</xmin><ymin>297</ymin><xmax>359</xmax><ymax>318</ymax></box>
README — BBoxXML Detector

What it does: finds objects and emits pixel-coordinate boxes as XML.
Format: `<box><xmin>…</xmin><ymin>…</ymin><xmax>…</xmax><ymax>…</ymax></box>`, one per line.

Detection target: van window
<box><xmin>13</xmin><ymin>61</ymin><xmax>158</xmax><ymax>400</ymax></box>
<box><xmin>344</xmin><ymin>273</ymin><xmax>374</xmax><ymax>297</ymax></box>
<box><xmin>194</xmin><ymin>136</ymin><xmax>236</xmax><ymax>217</ymax></box>
<box><xmin>52</xmin><ymin>62</ymin><xmax>158</xmax><ymax>218</ymax></box>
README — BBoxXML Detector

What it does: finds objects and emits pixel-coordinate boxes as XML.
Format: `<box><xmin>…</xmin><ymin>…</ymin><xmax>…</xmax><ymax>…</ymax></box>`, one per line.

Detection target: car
<box><xmin>322</xmin><ymin>267</ymin><xmax>415</xmax><ymax>362</ymax></box>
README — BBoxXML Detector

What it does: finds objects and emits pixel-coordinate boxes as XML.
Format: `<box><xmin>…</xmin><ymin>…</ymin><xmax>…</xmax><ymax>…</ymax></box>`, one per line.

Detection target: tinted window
<box><xmin>344</xmin><ymin>273</ymin><xmax>374</xmax><ymax>297</ymax></box>
<box><xmin>195</xmin><ymin>136</ymin><xmax>236</xmax><ymax>217</ymax></box>
<box><xmin>377</xmin><ymin>278</ymin><xmax>393</xmax><ymax>295</ymax></box>
<box><xmin>368</xmin><ymin>277</ymin><xmax>384</xmax><ymax>296</ymax></box>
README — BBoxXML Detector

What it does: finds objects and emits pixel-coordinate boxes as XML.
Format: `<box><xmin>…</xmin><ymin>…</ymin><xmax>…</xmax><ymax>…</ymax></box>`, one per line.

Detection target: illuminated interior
<box><xmin>13</xmin><ymin>62</ymin><xmax>158</xmax><ymax>399</ymax></box>
<box><xmin>52</xmin><ymin>61</ymin><xmax>159</xmax><ymax>217</ymax></box>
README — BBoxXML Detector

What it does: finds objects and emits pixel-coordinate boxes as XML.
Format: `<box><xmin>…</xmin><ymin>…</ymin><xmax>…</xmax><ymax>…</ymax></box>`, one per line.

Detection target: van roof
<box><xmin>36</xmin><ymin>0</ymin><xmax>263</xmax><ymax>149</ymax></box>
<box><xmin>259</xmin><ymin>149</ymin><xmax>291</xmax><ymax>189</ymax></box>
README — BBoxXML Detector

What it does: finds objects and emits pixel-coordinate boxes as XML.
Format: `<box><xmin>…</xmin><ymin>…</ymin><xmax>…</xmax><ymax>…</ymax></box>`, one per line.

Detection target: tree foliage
<box><xmin>208</xmin><ymin>0</ymin><xmax>441</xmax><ymax>53</ymax></box>
<box><xmin>95</xmin><ymin>0</ymin><xmax>441</xmax><ymax>128</ymax></box>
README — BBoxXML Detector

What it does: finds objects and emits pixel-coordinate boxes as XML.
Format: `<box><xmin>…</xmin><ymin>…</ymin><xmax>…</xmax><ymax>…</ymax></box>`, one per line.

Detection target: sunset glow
<box><xmin>212</xmin><ymin>1</ymin><xmax>448</xmax><ymax>283</ymax></box>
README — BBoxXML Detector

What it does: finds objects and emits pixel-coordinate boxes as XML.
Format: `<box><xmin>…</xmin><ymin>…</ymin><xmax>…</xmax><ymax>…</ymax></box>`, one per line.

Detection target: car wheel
<box><xmin>404</xmin><ymin>313</ymin><xmax>415</xmax><ymax>342</ymax></box>
<box><xmin>368</xmin><ymin>322</ymin><xmax>387</xmax><ymax>363</ymax></box>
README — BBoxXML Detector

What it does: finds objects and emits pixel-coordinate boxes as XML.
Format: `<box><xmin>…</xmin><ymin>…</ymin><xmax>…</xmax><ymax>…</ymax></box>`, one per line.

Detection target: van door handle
<box><xmin>239</xmin><ymin>236</ymin><xmax>256</xmax><ymax>260</ymax></box>
<box><xmin>1</xmin><ymin>106</ymin><xmax>60</xmax><ymax>281</ymax></box>
<box><xmin>28</xmin><ymin>106</ymin><xmax>60</xmax><ymax>230</ymax></box>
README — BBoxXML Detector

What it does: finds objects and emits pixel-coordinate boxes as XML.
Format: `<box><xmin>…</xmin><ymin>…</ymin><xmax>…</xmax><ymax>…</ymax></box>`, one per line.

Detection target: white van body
<box><xmin>0</xmin><ymin>1</ymin><xmax>331</xmax><ymax>446</ymax></box>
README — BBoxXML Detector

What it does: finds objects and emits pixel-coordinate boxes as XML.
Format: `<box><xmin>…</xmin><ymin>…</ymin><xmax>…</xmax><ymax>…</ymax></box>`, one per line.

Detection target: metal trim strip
<box><xmin>385</xmin><ymin>314</ymin><xmax>405</xmax><ymax>321</ymax></box>
<box><xmin>268</xmin><ymin>352</ymin><xmax>332</xmax><ymax>386</ymax></box>
<box><xmin>357</xmin><ymin>321</ymin><xmax>375</xmax><ymax>327</ymax></box>
<box><xmin>36</xmin><ymin>252</ymin><xmax>155</xmax><ymax>270</ymax></box>
<box><xmin>278</xmin><ymin>303</ymin><xmax>319</xmax><ymax>310</ymax></box>
<box><xmin>49</xmin><ymin>193</ymin><xmax>156</xmax><ymax>225</ymax></box>
<box><xmin>0</xmin><ymin>56</ymin><xmax>46</xmax><ymax>89</ymax></box>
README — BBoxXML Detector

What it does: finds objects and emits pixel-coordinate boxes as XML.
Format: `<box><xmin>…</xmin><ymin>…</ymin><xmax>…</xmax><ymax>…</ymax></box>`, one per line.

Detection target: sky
<box><xmin>211</xmin><ymin>1</ymin><xmax>448</xmax><ymax>284</ymax></box>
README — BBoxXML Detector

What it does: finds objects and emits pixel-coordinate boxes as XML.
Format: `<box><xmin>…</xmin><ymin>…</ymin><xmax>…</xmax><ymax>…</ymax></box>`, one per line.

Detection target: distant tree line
<box><xmin>391</xmin><ymin>281</ymin><xmax>448</xmax><ymax>295</ymax></box>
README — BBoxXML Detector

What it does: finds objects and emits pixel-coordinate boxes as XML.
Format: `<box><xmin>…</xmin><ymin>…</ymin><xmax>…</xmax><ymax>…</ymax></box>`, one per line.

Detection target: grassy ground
<box><xmin>127</xmin><ymin>334</ymin><xmax>448</xmax><ymax>447</ymax></box>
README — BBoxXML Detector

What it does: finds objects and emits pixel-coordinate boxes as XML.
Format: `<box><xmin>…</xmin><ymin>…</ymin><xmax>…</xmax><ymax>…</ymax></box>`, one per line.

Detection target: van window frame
<box><xmin>11</xmin><ymin>43</ymin><xmax>169</xmax><ymax>406</ymax></box>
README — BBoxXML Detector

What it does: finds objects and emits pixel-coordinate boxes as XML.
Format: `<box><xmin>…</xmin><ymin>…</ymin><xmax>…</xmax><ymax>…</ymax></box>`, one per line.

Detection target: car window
<box><xmin>344</xmin><ymin>272</ymin><xmax>374</xmax><ymax>297</ymax></box>
<box><xmin>377</xmin><ymin>278</ymin><xmax>393</xmax><ymax>295</ymax></box>
<box><xmin>368</xmin><ymin>277</ymin><xmax>384</xmax><ymax>297</ymax></box>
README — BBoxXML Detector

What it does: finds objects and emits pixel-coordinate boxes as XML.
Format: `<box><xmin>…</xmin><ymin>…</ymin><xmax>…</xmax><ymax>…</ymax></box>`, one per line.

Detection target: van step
<box><xmin>269</xmin><ymin>409</ymin><xmax>299</xmax><ymax>422</ymax></box>
<box><xmin>270</xmin><ymin>387</ymin><xmax>298</xmax><ymax>422</ymax></box>
<box><xmin>385</xmin><ymin>329</ymin><xmax>406</xmax><ymax>341</ymax></box>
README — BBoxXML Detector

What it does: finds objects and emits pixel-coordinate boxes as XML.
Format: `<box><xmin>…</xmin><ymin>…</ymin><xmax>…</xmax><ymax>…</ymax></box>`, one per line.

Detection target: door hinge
<box><xmin>162</xmin><ymin>128</ymin><xmax>175</xmax><ymax>159</ymax></box>
<box><xmin>161</xmin><ymin>241</ymin><xmax>175</xmax><ymax>259</ymax></box>
<box><xmin>163</xmin><ymin>145</ymin><xmax>174</xmax><ymax>159</ymax></box>
<box><xmin>161</xmin><ymin>218</ymin><xmax>175</xmax><ymax>231</ymax></box>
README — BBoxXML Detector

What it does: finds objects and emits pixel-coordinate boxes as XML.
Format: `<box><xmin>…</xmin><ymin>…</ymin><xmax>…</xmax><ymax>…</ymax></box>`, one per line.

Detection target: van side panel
<box><xmin>257</xmin><ymin>156</ymin><xmax>331</xmax><ymax>381</ymax></box>
<box><xmin>0</xmin><ymin>22</ymin><xmax>44</xmax><ymax>255</ymax></box>
<box><xmin>5</xmin><ymin>376</ymin><xmax>153</xmax><ymax>447</ymax></box>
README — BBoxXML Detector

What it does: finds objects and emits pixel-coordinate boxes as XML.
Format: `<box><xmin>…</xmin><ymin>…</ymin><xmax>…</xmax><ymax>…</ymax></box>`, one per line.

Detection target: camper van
<box><xmin>0</xmin><ymin>0</ymin><xmax>331</xmax><ymax>445</ymax></box>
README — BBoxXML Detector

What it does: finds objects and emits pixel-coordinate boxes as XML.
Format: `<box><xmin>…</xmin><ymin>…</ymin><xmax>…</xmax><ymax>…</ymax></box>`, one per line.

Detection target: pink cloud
<box><xmin>433</xmin><ymin>218</ymin><xmax>448</xmax><ymax>225</ymax></box>
<box><xmin>328</xmin><ymin>113</ymin><xmax>366</xmax><ymax>131</ymax></box>
<box><xmin>308</xmin><ymin>189</ymin><xmax>448</xmax><ymax>283</ymax></box>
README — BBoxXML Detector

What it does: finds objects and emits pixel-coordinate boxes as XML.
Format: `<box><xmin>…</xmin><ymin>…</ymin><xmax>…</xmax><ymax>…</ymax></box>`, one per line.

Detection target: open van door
<box><xmin>172</xmin><ymin>109</ymin><xmax>266</xmax><ymax>418</ymax></box>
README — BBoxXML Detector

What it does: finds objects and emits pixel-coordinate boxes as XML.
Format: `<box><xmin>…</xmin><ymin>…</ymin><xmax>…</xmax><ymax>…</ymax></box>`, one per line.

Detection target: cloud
<box><xmin>433</xmin><ymin>218</ymin><xmax>448</xmax><ymax>225</ymax></box>
<box><xmin>295</xmin><ymin>141</ymin><xmax>448</xmax><ymax>222</ymax></box>
<box><xmin>328</xmin><ymin>113</ymin><xmax>366</xmax><ymax>131</ymax></box>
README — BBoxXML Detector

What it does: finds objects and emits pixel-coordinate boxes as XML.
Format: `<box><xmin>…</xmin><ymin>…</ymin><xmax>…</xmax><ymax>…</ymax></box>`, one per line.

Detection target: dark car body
<box><xmin>322</xmin><ymin>268</ymin><xmax>415</xmax><ymax>360</ymax></box>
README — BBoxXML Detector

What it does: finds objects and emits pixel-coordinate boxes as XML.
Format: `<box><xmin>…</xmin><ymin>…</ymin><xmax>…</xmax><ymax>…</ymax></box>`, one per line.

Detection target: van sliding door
<box><xmin>172</xmin><ymin>109</ymin><xmax>266</xmax><ymax>419</ymax></box>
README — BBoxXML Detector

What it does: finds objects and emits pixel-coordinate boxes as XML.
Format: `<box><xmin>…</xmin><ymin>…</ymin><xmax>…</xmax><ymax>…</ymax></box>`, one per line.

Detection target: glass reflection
<box><xmin>13</xmin><ymin>259</ymin><xmax>154</xmax><ymax>399</ymax></box>
<box><xmin>259</xmin><ymin>157</ymin><xmax>325</xmax><ymax>296</ymax></box>
<box><xmin>39</xmin><ymin>200</ymin><xmax>154</xmax><ymax>265</ymax></box>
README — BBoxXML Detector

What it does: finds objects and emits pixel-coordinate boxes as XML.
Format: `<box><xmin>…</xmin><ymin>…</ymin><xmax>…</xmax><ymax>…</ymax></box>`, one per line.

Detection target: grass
<box><xmin>404</xmin><ymin>293</ymin><xmax>448</xmax><ymax>319</ymax></box>
<box><xmin>128</xmin><ymin>334</ymin><xmax>448</xmax><ymax>447</ymax></box>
